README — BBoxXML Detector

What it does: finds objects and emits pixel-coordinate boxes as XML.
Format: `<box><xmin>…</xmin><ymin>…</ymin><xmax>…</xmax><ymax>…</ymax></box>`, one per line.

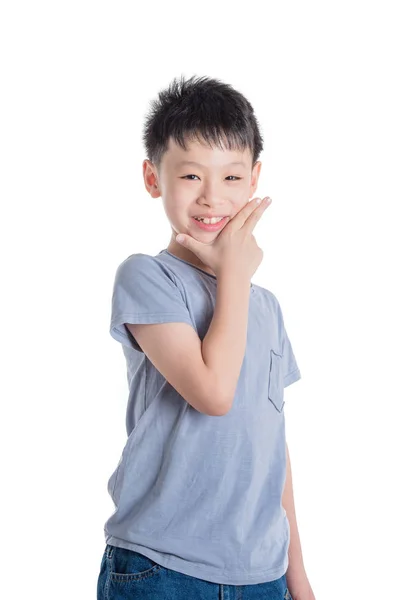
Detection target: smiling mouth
<box><xmin>191</xmin><ymin>216</ymin><xmax>229</xmax><ymax>231</ymax></box>
<box><xmin>193</xmin><ymin>216</ymin><xmax>227</xmax><ymax>223</ymax></box>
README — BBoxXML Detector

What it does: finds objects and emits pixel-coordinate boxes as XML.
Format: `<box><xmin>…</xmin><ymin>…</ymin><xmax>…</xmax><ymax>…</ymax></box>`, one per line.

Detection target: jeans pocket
<box><xmin>107</xmin><ymin>545</ymin><xmax>163</xmax><ymax>583</ymax></box>
<box><xmin>268</xmin><ymin>348</ymin><xmax>285</xmax><ymax>412</ymax></box>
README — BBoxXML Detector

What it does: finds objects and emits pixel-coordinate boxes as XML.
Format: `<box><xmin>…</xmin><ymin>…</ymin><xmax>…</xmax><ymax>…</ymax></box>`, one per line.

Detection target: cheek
<box><xmin>231</xmin><ymin>198</ymin><xmax>248</xmax><ymax>216</ymax></box>
<box><xmin>163</xmin><ymin>194</ymin><xmax>189</xmax><ymax>223</ymax></box>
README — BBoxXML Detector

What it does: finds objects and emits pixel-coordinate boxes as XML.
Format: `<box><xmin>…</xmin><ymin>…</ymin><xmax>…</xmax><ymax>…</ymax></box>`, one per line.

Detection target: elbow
<box><xmin>195</xmin><ymin>395</ymin><xmax>231</xmax><ymax>417</ymax></box>
<box><xmin>212</xmin><ymin>402</ymin><xmax>232</xmax><ymax>417</ymax></box>
<box><xmin>195</xmin><ymin>370</ymin><xmax>234</xmax><ymax>416</ymax></box>
<box><xmin>192</xmin><ymin>390</ymin><xmax>232</xmax><ymax>417</ymax></box>
<box><xmin>207</xmin><ymin>389</ymin><xmax>233</xmax><ymax>417</ymax></box>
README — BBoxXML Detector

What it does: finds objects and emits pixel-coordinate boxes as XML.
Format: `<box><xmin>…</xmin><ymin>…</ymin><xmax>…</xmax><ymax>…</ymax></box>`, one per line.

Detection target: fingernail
<box><xmin>256</xmin><ymin>198</ymin><xmax>262</xmax><ymax>204</ymax></box>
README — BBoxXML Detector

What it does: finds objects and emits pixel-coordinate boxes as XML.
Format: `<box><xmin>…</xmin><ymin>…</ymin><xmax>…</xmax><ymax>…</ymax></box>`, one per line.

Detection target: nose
<box><xmin>196</xmin><ymin>201</ymin><xmax>228</xmax><ymax>218</ymax></box>
<box><xmin>197</xmin><ymin>189</ymin><xmax>228</xmax><ymax>212</ymax></box>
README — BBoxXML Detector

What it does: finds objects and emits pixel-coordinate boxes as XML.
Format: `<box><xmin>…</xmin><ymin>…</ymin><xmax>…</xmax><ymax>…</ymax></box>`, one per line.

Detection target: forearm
<box><xmin>282</xmin><ymin>441</ymin><xmax>306</xmax><ymax>577</ymax></box>
<box><xmin>202</xmin><ymin>271</ymin><xmax>251</xmax><ymax>410</ymax></box>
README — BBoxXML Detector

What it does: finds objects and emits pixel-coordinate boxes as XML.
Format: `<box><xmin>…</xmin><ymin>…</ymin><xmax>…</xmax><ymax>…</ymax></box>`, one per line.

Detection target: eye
<box><xmin>180</xmin><ymin>175</ymin><xmax>242</xmax><ymax>181</ymax></box>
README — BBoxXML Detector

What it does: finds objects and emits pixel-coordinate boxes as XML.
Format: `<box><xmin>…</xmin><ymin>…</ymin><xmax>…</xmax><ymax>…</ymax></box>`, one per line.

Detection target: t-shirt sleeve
<box><xmin>109</xmin><ymin>254</ymin><xmax>196</xmax><ymax>352</ymax></box>
<box><xmin>276</xmin><ymin>298</ymin><xmax>302</xmax><ymax>388</ymax></box>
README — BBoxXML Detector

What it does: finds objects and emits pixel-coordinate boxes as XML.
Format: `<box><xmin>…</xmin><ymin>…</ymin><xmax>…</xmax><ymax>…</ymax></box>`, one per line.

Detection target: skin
<box><xmin>142</xmin><ymin>136</ymin><xmax>262</xmax><ymax>276</ymax></box>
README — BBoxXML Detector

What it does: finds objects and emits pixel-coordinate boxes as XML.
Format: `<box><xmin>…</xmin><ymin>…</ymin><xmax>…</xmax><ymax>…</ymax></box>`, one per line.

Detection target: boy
<box><xmin>97</xmin><ymin>75</ymin><xmax>314</xmax><ymax>599</ymax></box>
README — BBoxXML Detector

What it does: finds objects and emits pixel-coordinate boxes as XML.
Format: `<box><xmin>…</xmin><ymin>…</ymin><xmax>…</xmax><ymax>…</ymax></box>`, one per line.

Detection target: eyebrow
<box><xmin>177</xmin><ymin>160</ymin><xmax>246</xmax><ymax>168</ymax></box>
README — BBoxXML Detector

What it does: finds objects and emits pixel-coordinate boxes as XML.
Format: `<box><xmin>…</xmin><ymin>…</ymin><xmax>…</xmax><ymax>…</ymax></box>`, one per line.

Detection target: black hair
<box><xmin>142</xmin><ymin>74</ymin><xmax>264</xmax><ymax>173</ymax></box>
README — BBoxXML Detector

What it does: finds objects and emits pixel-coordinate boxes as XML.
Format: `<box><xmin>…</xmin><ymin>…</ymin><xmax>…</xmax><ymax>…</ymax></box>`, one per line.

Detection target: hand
<box><xmin>176</xmin><ymin>196</ymin><xmax>272</xmax><ymax>280</ymax></box>
<box><xmin>286</xmin><ymin>571</ymin><xmax>316</xmax><ymax>600</ymax></box>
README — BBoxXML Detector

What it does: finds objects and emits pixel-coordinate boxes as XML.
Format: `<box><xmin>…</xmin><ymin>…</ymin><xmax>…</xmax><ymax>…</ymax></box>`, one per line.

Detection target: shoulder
<box><xmin>252</xmin><ymin>283</ymin><xmax>281</xmax><ymax>314</ymax></box>
<box><xmin>115</xmin><ymin>253</ymin><xmax>179</xmax><ymax>285</ymax></box>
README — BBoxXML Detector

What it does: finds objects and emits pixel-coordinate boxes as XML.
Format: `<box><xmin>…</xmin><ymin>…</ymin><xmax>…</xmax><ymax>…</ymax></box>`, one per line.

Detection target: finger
<box><xmin>241</xmin><ymin>197</ymin><xmax>271</xmax><ymax>234</ymax></box>
<box><xmin>176</xmin><ymin>233</ymin><xmax>209</xmax><ymax>256</ymax></box>
<box><xmin>228</xmin><ymin>197</ymin><xmax>270</xmax><ymax>231</ymax></box>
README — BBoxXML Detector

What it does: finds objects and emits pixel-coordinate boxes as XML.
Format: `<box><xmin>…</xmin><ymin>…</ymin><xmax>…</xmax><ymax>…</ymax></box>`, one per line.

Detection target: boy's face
<box><xmin>143</xmin><ymin>136</ymin><xmax>262</xmax><ymax>276</ymax></box>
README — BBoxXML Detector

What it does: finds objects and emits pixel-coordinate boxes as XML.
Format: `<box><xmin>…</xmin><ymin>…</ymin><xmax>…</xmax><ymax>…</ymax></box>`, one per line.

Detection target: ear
<box><xmin>143</xmin><ymin>159</ymin><xmax>162</xmax><ymax>199</ymax></box>
<box><xmin>249</xmin><ymin>161</ymin><xmax>262</xmax><ymax>198</ymax></box>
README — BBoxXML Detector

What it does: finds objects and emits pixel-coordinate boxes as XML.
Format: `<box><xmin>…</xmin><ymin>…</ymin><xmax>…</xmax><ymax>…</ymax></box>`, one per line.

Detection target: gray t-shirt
<box><xmin>103</xmin><ymin>249</ymin><xmax>301</xmax><ymax>585</ymax></box>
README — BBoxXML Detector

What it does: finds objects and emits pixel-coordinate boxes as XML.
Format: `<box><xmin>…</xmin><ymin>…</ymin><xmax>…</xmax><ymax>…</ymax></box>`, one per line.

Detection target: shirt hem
<box><xmin>104</xmin><ymin>534</ymin><xmax>289</xmax><ymax>585</ymax></box>
<box><xmin>110</xmin><ymin>313</ymin><xmax>196</xmax><ymax>349</ymax></box>
<box><xmin>284</xmin><ymin>368</ymin><xmax>301</xmax><ymax>387</ymax></box>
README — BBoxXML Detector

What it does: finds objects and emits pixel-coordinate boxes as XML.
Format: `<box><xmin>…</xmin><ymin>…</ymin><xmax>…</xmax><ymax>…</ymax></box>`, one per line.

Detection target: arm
<box><xmin>202</xmin><ymin>270</ymin><xmax>251</xmax><ymax>411</ymax></box>
<box><xmin>126</xmin><ymin>272</ymin><xmax>251</xmax><ymax>418</ymax></box>
<box><xmin>282</xmin><ymin>441</ymin><xmax>306</xmax><ymax>575</ymax></box>
<box><xmin>282</xmin><ymin>441</ymin><xmax>315</xmax><ymax>600</ymax></box>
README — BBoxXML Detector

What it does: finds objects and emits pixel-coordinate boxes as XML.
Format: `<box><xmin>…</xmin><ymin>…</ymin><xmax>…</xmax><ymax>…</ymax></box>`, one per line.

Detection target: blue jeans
<box><xmin>97</xmin><ymin>544</ymin><xmax>293</xmax><ymax>599</ymax></box>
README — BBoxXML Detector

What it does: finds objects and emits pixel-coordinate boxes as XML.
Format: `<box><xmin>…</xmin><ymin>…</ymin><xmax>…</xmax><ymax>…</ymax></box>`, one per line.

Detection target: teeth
<box><xmin>195</xmin><ymin>216</ymin><xmax>225</xmax><ymax>224</ymax></box>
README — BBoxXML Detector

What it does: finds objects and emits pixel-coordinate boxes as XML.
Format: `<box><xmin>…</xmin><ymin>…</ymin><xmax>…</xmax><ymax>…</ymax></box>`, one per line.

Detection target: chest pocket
<box><xmin>268</xmin><ymin>348</ymin><xmax>285</xmax><ymax>412</ymax></box>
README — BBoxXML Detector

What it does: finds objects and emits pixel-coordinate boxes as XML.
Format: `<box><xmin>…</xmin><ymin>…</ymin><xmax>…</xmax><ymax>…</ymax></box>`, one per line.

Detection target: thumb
<box><xmin>176</xmin><ymin>233</ymin><xmax>206</xmax><ymax>258</ymax></box>
<box><xmin>176</xmin><ymin>234</ymin><xmax>199</xmax><ymax>250</ymax></box>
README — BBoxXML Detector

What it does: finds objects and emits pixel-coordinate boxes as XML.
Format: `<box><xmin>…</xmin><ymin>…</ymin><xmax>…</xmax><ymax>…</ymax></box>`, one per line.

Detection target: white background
<box><xmin>1</xmin><ymin>1</ymin><xmax>399</xmax><ymax>598</ymax></box>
